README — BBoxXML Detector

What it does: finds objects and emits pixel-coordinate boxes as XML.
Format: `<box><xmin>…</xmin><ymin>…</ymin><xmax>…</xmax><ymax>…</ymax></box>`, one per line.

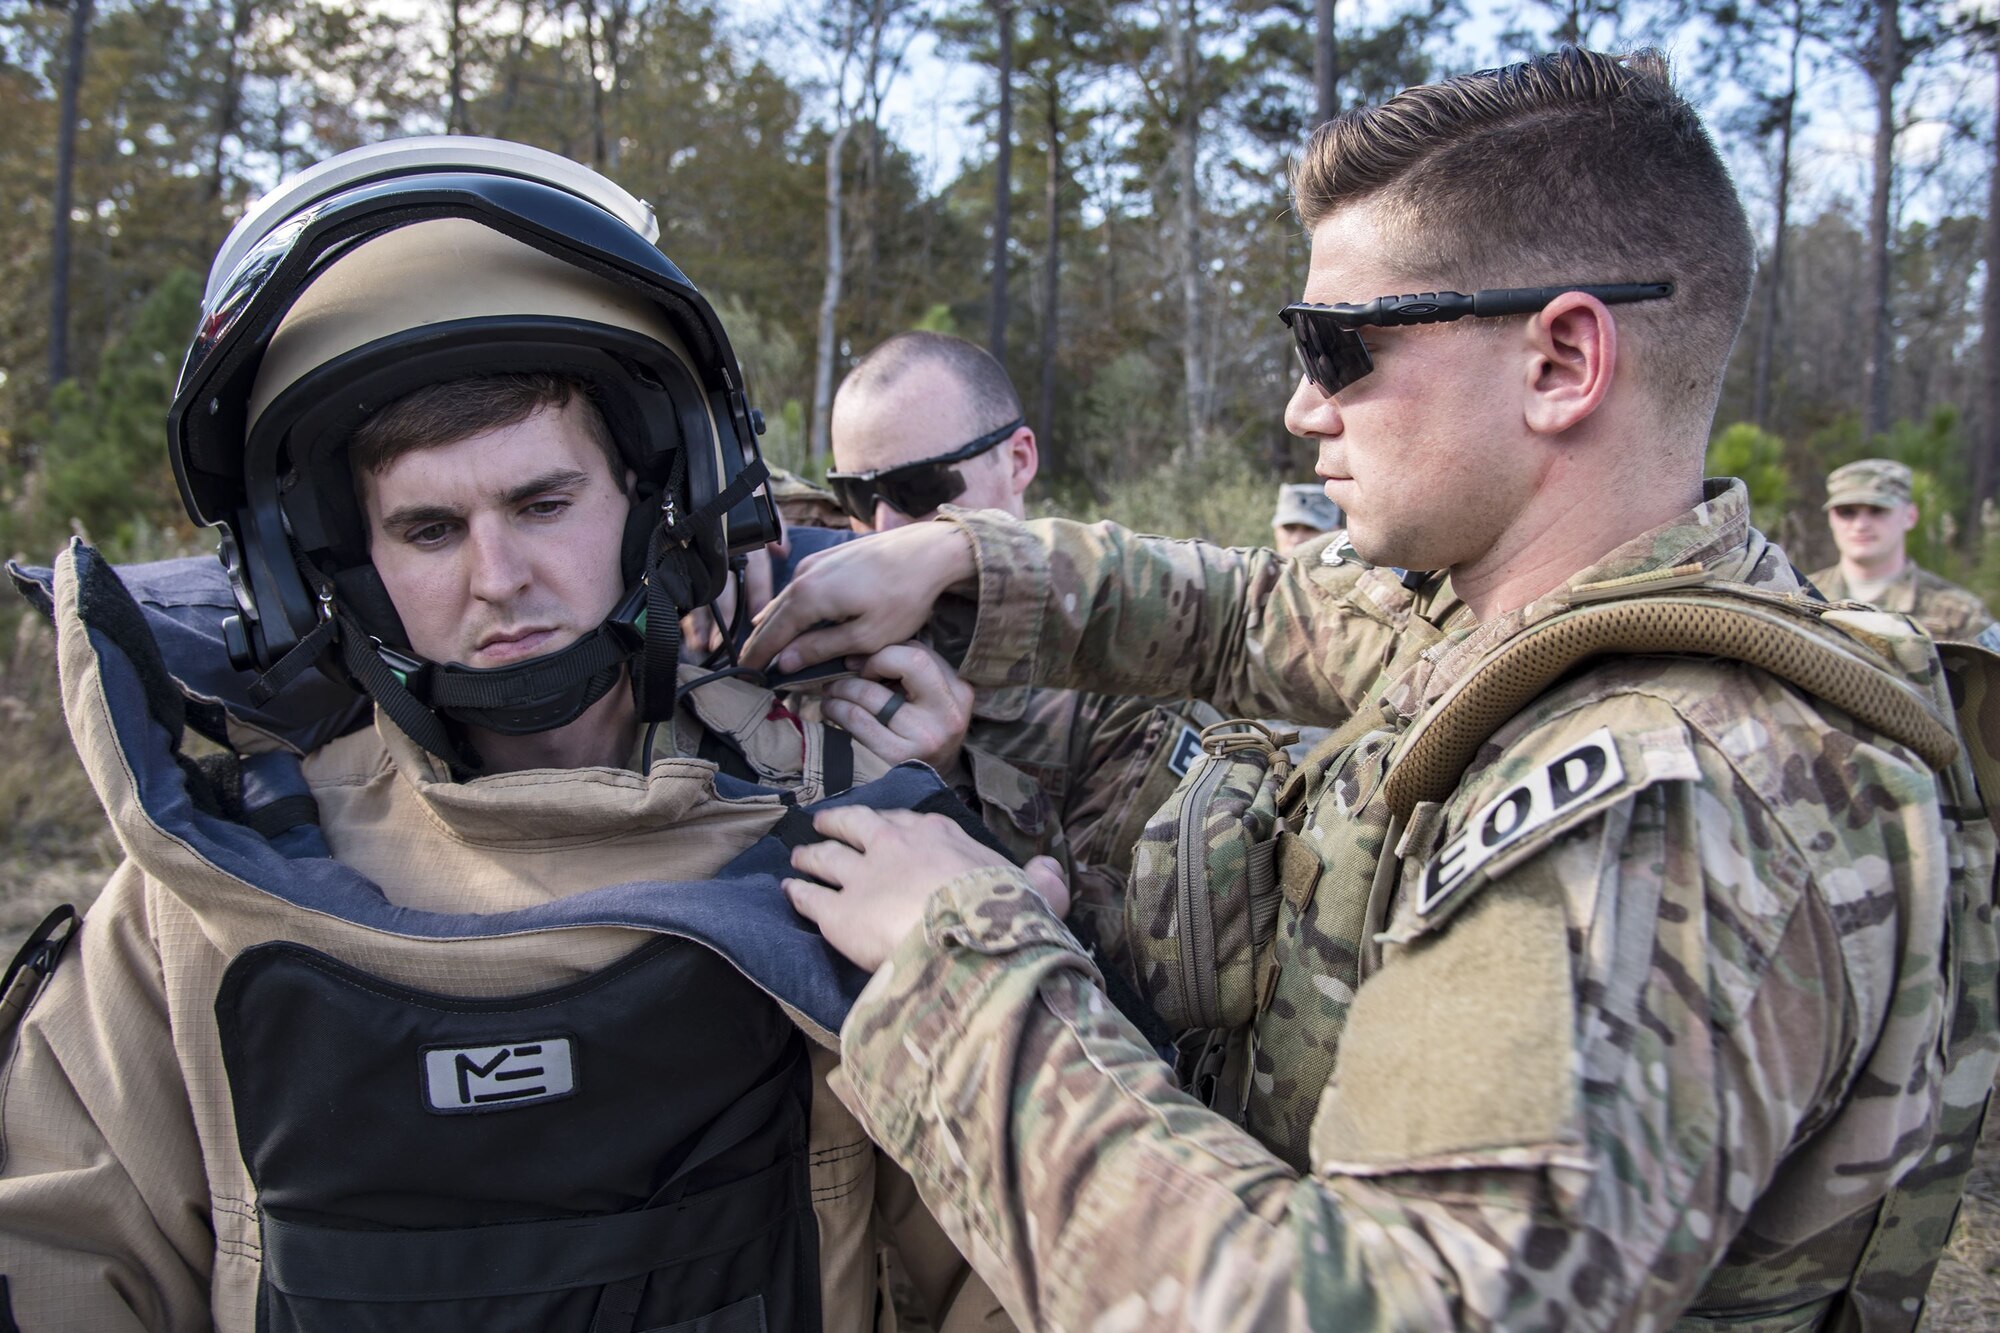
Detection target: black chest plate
<box><xmin>215</xmin><ymin>935</ymin><xmax>817</xmax><ymax>1333</ymax></box>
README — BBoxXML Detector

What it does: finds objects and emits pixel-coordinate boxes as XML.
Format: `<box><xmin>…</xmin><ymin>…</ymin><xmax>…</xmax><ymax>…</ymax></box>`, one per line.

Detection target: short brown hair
<box><xmin>840</xmin><ymin>331</ymin><xmax>1023</xmax><ymax>434</ymax></box>
<box><xmin>349</xmin><ymin>372</ymin><xmax>621</xmax><ymax>480</ymax></box>
<box><xmin>1291</xmin><ymin>48</ymin><xmax>1752</xmax><ymax>423</ymax></box>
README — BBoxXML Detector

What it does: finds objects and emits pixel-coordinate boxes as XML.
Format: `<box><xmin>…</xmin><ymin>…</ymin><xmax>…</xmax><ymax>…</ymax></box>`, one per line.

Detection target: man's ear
<box><xmin>1522</xmin><ymin>292</ymin><xmax>1616</xmax><ymax>436</ymax></box>
<box><xmin>1003</xmin><ymin>427</ymin><xmax>1040</xmax><ymax>498</ymax></box>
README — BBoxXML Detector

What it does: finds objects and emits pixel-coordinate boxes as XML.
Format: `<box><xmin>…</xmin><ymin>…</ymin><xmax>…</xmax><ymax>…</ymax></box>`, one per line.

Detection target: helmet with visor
<box><xmin>169</xmin><ymin>137</ymin><xmax>779</xmax><ymax>767</ymax></box>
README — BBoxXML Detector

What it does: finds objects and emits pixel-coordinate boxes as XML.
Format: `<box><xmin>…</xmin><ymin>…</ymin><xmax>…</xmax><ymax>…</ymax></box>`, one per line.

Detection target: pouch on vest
<box><xmin>1125</xmin><ymin>720</ymin><xmax>1295</xmax><ymax>1035</ymax></box>
<box><xmin>215</xmin><ymin>935</ymin><xmax>817</xmax><ymax>1333</ymax></box>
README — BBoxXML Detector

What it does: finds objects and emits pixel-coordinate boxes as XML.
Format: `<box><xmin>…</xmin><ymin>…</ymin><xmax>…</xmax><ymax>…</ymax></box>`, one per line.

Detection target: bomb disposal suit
<box><xmin>0</xmin><ymin>140</ymin><xmax>1004</xmax><ymax>1333</ymax></box>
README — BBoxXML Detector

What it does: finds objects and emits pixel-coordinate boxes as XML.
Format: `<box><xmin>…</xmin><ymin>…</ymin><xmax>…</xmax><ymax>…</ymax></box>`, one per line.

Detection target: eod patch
<box><xmin>1418</xmin><ymin>727</ymin><xmax>1624</xmax><ymax>916</ymax></box>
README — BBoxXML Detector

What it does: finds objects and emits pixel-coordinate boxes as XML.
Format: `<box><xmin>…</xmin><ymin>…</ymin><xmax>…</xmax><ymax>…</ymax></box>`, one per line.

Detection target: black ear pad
<box><xmin>621</xmin><ymin>484</ymin><xmax>660</xmax><ymax>586</ymax></box>
<box><xmin>331</xmin><ymin>565</ymin><xmax>412</xmax><ymax>650</ymax></box>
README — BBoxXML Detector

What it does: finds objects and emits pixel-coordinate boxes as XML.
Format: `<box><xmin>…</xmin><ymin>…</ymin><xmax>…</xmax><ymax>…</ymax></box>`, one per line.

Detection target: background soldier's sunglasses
<box><xmin>1279</xmin><ymin>281</ymin><xmax>1675</xmax><ymax>396</ymax></box>
<box><xmin>825</xmin><ymin>417</ymin><xmax>1026</xmax><ymax>522</ymax></box>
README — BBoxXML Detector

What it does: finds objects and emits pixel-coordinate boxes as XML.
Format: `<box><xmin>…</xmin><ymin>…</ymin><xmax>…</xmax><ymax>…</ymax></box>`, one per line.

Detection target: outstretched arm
<box><xmin>747</xmin><ymin>514</ymin><xmax>1423</xmax><ymax>724</ymax></box>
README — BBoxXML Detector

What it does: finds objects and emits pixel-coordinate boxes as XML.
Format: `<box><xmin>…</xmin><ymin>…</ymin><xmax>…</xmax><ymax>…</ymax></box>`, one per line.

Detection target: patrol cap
<box><xmin>1273</xmin><ymin>482</ymin><xmax>1342</xmax><ymax>532</ymax></box>
<box><xmin>1825</xmin><ymin>459</ymin><xmax>1914</xmax><ymax>510</ymax></box>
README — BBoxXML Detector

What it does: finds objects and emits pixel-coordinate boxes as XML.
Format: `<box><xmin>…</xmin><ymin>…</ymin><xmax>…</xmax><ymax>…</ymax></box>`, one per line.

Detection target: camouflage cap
<box><xmin>1825</xmin><ymin>459</ymin><xmax>1914</xmax><ymax>510</ymax></box>
<box><xmin>1274</xmin><ymin>482</ymin><xmax>1342</xmax><ymax>532</ymax></box>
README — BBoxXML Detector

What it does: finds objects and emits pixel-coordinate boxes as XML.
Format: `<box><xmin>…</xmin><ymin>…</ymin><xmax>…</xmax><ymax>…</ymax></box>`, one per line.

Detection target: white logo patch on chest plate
<box><xmin>423</xmin><ymin>1036</ymin><xmax>577</xmax><ymax>1114</ymax></box>
<box><xmin>1418</xmin><ymin>727</ymin><xmax>1624</xmax><ymax>916</ymax></box>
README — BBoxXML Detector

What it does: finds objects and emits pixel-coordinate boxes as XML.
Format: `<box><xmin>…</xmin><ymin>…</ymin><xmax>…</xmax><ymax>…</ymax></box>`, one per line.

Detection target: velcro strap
<box><xmin>820</xmin><ymin>726</ymin><xmax>855</xmax><ymax>797</ymax></box>
<box><xmin>247</xmin><ymin>613</ymin><xmax>339</xmax><ymax>705</ymax></box>
<box><xmin>666</xmin><ymin>458</ymin><xmax>770</xmax><ymax>545</ymax></box>
<box><xmin>336</xmin><ymin>612</ymin><xmax>466</xmax><ymax>768</ymax></box>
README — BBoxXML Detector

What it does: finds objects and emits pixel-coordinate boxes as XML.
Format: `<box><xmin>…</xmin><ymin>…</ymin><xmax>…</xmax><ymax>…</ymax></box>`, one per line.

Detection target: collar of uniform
<box><xmin>973</xmin><ymin>683</ymin><xmax>1033</xmax><ymax>723</ymax></box>
<box><xmin>1385</xmin><ymin>479</ymin><xmax>1771</xmax><ymax>719</ymax></box>
<box><xmin>365</xmin><ymin>710</ymin><xmax>731</xmax><ymax>845</ymax></box>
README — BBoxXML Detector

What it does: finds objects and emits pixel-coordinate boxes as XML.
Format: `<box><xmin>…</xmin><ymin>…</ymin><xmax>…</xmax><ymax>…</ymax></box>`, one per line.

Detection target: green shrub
<box><xmin>1706</xmin><ymin>422</ymin><xmax>1793</xmax><ymax>533</ymax></box>
<box><xmin>1037</xmin><ymin>449</ymin><xmax>1279</xmax><ymax>548</ymax></box>
<box><xmin>9</xmin><ymin>269</ymin><xmax>204</xmax><ymax>564</ymax></box>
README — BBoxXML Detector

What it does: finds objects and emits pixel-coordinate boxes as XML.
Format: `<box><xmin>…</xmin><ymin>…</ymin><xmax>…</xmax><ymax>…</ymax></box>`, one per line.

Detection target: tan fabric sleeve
<box><xmin>0</xmin><ymin>862</ymin><xmax>213</xmax><ymax>1332</ymax></box>
<box><xmin>874</xmin><ymin>1157</ymin><xmax>1016</xmax><ymax>1332</ymax></box>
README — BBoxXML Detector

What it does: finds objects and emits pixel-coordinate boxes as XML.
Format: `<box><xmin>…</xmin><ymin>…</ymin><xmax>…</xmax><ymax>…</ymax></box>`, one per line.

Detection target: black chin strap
<box><xmin>633</xmin><ymin>455</ymin><xmax>770</xmax><ymax>725</ymax></box>
<box><xmin>427</xmin><ymin>631</ymin><xmax>629</xmax><ymax>712</ymax></box>
<box><xmin>330</xmin><ymin>607</ymin><xmax>473</xmax><ymax>769</ymax></box>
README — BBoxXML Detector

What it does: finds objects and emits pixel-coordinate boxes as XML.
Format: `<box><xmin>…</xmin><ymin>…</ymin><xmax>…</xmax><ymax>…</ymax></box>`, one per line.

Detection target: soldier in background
<box><xmin>789</xmin><ymin>330</ymin><xmax>1219</xmax><ymax>985</ymax></box>
<box><xmin>1270</xmin><ymin>481</ymin><xmax>1342</xmax><ymax>556</ymax></box>
<box><xmin>1812</xmin><ymin>458</ymin><xmax>1994</xmax><ymax>639</ymax></box>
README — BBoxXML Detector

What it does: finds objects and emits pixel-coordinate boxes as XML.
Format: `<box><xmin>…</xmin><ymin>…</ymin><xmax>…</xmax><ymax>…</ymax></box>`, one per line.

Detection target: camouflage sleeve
<box><xmin>831</xmin><ymin>709</ymin><xmax>1938</xmax><ymax>1329</ymax></box>
<box><xmin>1931</xmin><ymin>589</ymin><xmax>1995</xmax><ymax>640</ymax></box>
<box><xmin>942</xmin><ymin>512</ymin><xmax>1419</xmax><ymax>723</ymax></box>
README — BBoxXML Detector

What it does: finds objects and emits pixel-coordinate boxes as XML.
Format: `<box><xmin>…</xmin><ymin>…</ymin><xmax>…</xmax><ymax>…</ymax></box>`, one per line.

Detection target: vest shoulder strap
<box><xmin>1381</xmin><ymin>588</ymin><xmax>1960</xmax><ymax>821</ymax></box>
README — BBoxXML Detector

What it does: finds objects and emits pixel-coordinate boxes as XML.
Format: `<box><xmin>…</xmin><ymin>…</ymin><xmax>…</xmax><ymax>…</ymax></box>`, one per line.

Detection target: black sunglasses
<box><xmin>825</xmin><ymin>417</ymin><xmax>1025</xmax><ymax>523</ymax></box>
<box><xmin>1280</xmin><ymin>281</ymin><xmax>1675</xmax><ymax>396</ymax></box>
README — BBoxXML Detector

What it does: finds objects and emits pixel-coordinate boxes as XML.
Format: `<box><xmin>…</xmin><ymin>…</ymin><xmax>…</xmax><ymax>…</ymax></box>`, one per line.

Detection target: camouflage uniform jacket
<box><xmin>828</xmin><ymin>481</ymin><xmax>1991</xmax><ymax>1329</ymax></box>
<box><xmin>1809</xmin><ymin>561</ymin><xmax>1995</xmax><ymax>641</ymax></box>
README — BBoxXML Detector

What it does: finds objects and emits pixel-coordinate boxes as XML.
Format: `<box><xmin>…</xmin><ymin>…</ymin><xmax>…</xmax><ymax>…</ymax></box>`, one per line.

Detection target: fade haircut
<box><xmin>839</xmin><ymin>331</ymin><xmax>1023</xmax><ymax>434</ymax></box>
<box><xmin>349</xmin><ymin>372</ymin><xmax>622</xmax><ymax>482</ymax></box>
<box><xmin>1291</xmin><ymin>48</ymin><xmax>1753</xmax><ymax>426</ymax></box>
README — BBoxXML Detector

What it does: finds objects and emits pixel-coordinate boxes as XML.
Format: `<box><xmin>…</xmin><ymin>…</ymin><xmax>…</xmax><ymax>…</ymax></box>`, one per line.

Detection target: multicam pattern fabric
<box><xmin>1810</xmin><ymin>562</ymin><xmax>1995</xmax><ymax>641</ymax></box>
<box><xmin>1124</xmin><ymin>723</ymin><xmax>1291</xmax><ymax>1034</ymax></box>
<box><xmin>769</xmin><ymin>466</ymin><xmax>852</xmax><ymax>532</ymax></box>
<box><xmin>827</xmin><ymin>480</ymin><xmax>2000</xmax><ymax>1330</ymax></box>
<box><xmin>773</xmin><ymin>479</ymin><xmax>1219</xmax><ymax>978</ymax></box>
<box><xmin>1823</xmin><ymin>457</ymin><xmax>1914</xmax><ymax>510</ymax></box>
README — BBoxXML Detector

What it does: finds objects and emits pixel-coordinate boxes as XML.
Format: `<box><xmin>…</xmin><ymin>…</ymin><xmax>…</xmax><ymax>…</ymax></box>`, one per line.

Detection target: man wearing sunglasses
<box><xmin>823</xmin><ymin>332</ymin><xmax>1039</xmax><ymax>533</ymax></box>
<box><xmin>778</xmin><ymin>331</ymin><xmax>1223</xmax><ymax>986</ymax></box>
<box><xmin>741</xmin><ymin>48</ymin><xmax>1995</xmax><ymax>1330</ymax></box>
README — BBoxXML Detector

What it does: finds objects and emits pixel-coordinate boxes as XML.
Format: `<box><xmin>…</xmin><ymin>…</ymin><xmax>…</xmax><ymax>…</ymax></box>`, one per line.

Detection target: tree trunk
<box><xmin>604</xmin><ymin>0</ymin><xmax>629</xmax><ymax>169</ymax></box>
<box><xmin>811</xmin><ymin>122</ymin><xmax>854</xmax><ymax>464</ymax></box>
<box><xmin>498</xmin><ymin>0</ymin><xmax>534</xmax><ymax>133</ymax></box>
<box><xmin>1751</xmin><ymin>15</ymin><xmax>1801</xmax><ymax>431</ymax></box>
<box><xmin>208</xmin><ymin>0</ymin><xmax>251</xmax><ymax>212</ymax></box>
<box><xmin>1038</xmin><ymin>72</ymin><xmax>1060</xmax><ymax>469</ymax></box>
<box><xmin>447</xmin><ymin>0</ymin><xmax>468</xmax><ymax>133</ymax></box>
<box><xmin>1313</xmin><ymin>0</ymin><xmax>1337</xmax><ymax>126</ymax></box>
<box><xmin>990</xmin><ymin>1</ymin><xmax>1014</xmax><ymax>359</ymax></box>
<box><xmin>49</xmin><ymin>0</ymin><xmax>95</xmax><ymax>392</ymax></box>
<box><xmin>1171</xmin><ymin>1</ymin><xmax>1206</xmax><ymax>454</ymax></box>
<box><xmin>583</xmin><ymin>0</ymin><xmax>608</xmax><ymax>170</ymax></box>
<box><xmin>1979</xmin><ymin>41</ymin><xmax>2000</xmax><ymax>508</ymax></box>
<box><xmin>1863</xmin><ymin>0</ymin><xmax>1898</xmax><ymax>438</ymax></box>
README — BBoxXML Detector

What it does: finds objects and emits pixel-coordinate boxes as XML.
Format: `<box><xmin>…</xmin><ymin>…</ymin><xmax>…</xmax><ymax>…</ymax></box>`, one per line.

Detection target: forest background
<box><xmin>5</xmin><ymin>0</ymin><xmax>2000</xmax><ymax>1318</ymax></box>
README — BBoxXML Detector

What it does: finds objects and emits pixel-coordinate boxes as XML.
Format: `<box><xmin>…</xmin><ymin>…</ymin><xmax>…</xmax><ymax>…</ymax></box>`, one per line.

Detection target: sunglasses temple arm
<box><xmin>1470</xmin><ymin>282</ymin><xmax>1674</xmax><ymax>317</ymax></box>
